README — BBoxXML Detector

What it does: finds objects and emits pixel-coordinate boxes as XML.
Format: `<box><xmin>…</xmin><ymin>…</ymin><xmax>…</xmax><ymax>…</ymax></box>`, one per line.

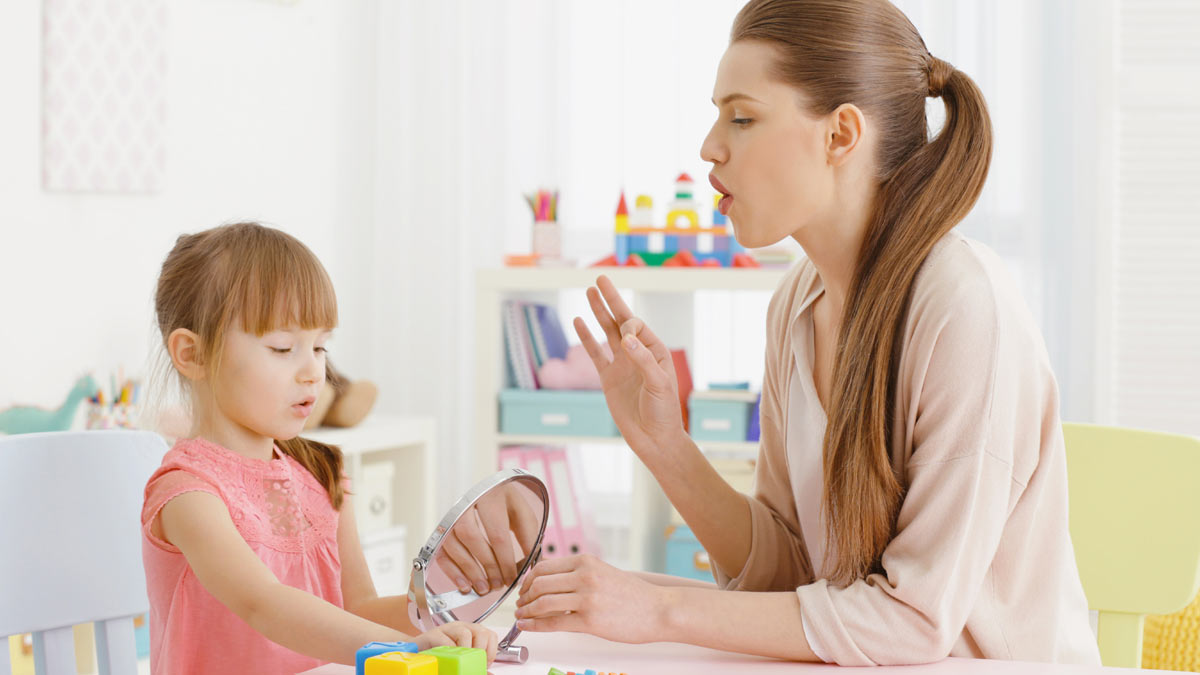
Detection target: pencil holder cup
<box><xmin>86</xmin><ymin>403</ymin><xmax>139</xmax><ymax>430</ymax></box>
<box><xmin>532</xmin><ymin>219</ymin><xmax>561</xmax><ymax>260</ymax></box>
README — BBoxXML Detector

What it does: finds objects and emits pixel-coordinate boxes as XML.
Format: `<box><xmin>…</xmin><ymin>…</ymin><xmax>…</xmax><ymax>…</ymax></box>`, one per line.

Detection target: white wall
<box><xmin>0</xmin><ymin>0</ymin><xmax>378</xmax><ymax>411</ymax></box>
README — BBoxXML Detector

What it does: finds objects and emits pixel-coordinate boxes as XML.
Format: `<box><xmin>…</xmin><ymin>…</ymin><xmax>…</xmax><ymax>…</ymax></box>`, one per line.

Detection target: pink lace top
<box><xmin>141</xmin><ymin>437</ymin><xmax>344</xmax><ymax>674</ymax></box>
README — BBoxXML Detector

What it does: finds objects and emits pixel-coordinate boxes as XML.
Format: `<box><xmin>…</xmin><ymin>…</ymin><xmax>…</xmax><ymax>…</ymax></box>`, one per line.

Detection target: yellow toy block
<box><xmin>364</xmin><ymin>651</ymin><xmax>438</xmax><ymax>675</ymax></box>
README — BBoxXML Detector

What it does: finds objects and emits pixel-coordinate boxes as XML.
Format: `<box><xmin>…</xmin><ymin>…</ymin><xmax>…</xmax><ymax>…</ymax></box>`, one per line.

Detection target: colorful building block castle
<box><xmin>601</xmin><ymin>172</ymin><xmax>758</xmax><ymax>268</ymax></box>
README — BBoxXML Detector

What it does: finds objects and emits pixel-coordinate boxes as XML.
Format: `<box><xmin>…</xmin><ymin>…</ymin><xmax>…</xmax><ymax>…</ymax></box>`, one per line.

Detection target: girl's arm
<box><xmin>336</xmin><ymin>493</ymin><xmax>418</xmax><ymax>633</ymax></box>
<box><xmin>161</xmin><ymin>491</ymin><xmax>409</xmax><ymax>663</ymax></box>
<box><xmin>515</xmin><ymin>555</ymin><xmax>819</xmax><ymax>661</ymax></box>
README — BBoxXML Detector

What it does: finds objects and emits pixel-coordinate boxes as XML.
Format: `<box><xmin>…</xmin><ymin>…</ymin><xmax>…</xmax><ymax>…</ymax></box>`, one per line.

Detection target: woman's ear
<box><xmin>824</xmin><ymin>102</ymin><xmax>867</xmax><ymax>167</ymax></box>
<box><xmin>167</xmin><ymin>328</ymin><xmax>206</xmax><ymax>382</ymax></box>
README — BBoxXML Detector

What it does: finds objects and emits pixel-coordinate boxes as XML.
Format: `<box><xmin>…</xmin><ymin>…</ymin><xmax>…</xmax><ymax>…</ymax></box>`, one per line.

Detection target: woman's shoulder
<box><xmin>766</xmin><ymin>255</ymin><xmax>820</xmax><ymax>326</ymax></box>
<box><xmin>907</xmin><ymin>230</ymin><xmax>1047</xmax><ymax>360</ymax></box>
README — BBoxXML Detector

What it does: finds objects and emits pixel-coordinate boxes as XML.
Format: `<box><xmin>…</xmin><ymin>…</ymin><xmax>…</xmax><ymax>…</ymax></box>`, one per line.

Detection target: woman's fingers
<box><xmin>452</xmin><ymin>510</ymin><xmax>504</xmax><ymax>593</ymax></box>
<box><xmin>586</xmin><ymin>286</ymin><xmax>622</xmax><ymax>349</ymax></box>
<box><xmin>440</xmin><ymin>526</ymin><xmax>490</xmax><ymax>595</ymax></box>
<box><xmin>516</xmin><ymin>569</ymin><xmax>583</xmax><ymax>607</ymax></box>
<box><xmin>574</xmin><ymin>318</ymin><xmax>614</xmax><ymax>371</ymax></box>
<box><xmin>516</xmin><ymin>612</ymin><xmax>585</xmax><ymax>634</ymax></box>
<box><xmin>618</xmin><ymin>316</ymin><xmax>673</xmax><ymax>366</ymax></box>
<box><xmin>475</xmin><ymin>498</ymin><xmax>519</xmax><ymax>585</ymax></box>
<box><xmin>620</xmin><ymin>331</ymin><xmax>673</xmax><ymax>392</ymax></box>
<box><xmin>518</xmin><ymin>555</ymin><xmax>580</xmax><ymax>595</ymax></box>
<box><xmin>596</xmin><ymin>275</ymin><xmax>635</xmax><ymax>325</ymax></box>
<box><xmin>507</xmin><ymin>489</ymin><xmax>542</xmax><ymax>564</ymax></box>
<box><xmin>516</xmin><ymin>589</ymin><xmax>581</xmax><ymax>618</ymax></box>
<box><xmin>433</xmin><ymin>548</ymin><xmax>475</xmax><ymax>594</ymax></box>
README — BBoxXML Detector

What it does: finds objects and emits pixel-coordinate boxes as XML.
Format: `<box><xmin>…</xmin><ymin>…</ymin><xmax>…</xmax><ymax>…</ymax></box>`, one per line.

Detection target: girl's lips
<box><xmin>292</xmin><ymin>399</ymin><xmax>315</xmax><ymax>417</ymax></box>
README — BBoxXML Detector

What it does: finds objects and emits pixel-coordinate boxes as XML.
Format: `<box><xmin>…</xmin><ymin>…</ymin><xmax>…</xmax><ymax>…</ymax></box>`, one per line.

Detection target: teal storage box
<box><xmin>664</xmin><ymin>525</ymin><xmax>713</xmax><ymax>582</ymax></box>
<box><xmin>688</xmin><ymin>390</ymin><xmax>759</xmax><ymax>441</ymax></box>
<box><xmin>498</xmin><ymin>389</ymin><xmax>619</xmax><ymax>437</ymax></box>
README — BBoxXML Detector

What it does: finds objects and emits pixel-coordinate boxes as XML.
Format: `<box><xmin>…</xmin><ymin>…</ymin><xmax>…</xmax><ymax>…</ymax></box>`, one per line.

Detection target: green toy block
<box><xmin>421</xmin><ymin>645</ymin><xmax>487</xmax><ymax>675</ymax></box>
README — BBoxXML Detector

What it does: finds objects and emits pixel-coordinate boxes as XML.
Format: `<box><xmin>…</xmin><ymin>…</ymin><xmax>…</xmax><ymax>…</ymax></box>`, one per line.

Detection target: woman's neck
<box><xmin>792</xmin><ymin>179</ymin><xmax>876</xmax><ymax>318</ymax></box>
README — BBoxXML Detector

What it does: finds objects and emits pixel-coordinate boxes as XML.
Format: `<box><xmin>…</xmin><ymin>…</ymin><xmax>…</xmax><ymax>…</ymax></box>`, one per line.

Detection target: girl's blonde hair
<box><xmin>154</xmin><ymin>222</ymin><xmax>346</xmax><ymax>509</ymax></box>
<box><xmin>732</xmin><ymin>0</ymin><xmax>993</xmax><ymax>585</ymax></box>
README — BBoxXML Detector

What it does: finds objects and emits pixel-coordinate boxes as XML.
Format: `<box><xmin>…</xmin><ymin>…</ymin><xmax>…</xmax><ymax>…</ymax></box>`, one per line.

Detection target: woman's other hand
<box><xmin>575</xmin><ymin>275</ymin><xmax>687</xmax><ymax>464</ymax></box>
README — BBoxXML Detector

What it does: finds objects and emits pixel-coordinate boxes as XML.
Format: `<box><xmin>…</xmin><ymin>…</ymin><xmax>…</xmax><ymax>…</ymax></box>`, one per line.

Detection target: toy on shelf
<box><xmin>594</xmin><ymin>172</ymin><xmax>759</xmax><ymax>268</ymax></box>
<box><xmin>304</xmin><ymin>361</ymin><xmax>378</xmax><ymax>430</ymax></box>
<box><xmin>0</xmin><ymin>374</ymin><xmax>98</xmax><ymax>434</ymax></box>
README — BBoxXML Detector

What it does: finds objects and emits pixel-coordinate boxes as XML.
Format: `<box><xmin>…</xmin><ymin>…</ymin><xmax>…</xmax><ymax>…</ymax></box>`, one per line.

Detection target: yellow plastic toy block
<box><xmin>364</xmin><ymin>651</ymin><xmax>437</xmax><ymax>675</ymax></box>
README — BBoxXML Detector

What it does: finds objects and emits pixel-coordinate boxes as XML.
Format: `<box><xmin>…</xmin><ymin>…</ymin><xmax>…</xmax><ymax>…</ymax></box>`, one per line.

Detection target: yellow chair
<box><xmin>1063</xmin><ymin>423</ymin><xmax>1200</xmax><ymax>669</ymax></box>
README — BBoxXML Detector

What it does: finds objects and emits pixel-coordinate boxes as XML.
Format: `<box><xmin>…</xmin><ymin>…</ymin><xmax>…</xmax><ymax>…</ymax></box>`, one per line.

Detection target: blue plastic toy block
<box><xmin>357</xmin><ymin>641</ymin><xmax>419</xmax><ymax>675</ymax></box>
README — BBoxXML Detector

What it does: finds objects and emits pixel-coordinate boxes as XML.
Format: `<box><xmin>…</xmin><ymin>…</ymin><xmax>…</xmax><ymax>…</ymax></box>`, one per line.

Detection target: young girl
<box><xmin>141</xmin><ymin>222</ymin><xmax>497</xmax><ymax>673</ymax></box>
<box><xmin>514</xmin><ymin>0</ymin><xmax>1101</xmax><ymax>666</ymax></box>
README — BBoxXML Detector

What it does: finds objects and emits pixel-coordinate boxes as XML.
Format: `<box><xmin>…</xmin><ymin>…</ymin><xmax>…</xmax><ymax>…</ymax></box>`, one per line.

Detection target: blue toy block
<box><xmin>628</xmin><ymin>234</ymin><xmax>648</xmax><ymax>252</ymax></box>
<box><xmin>615</xmin><ymin>233</ymin><xmax>629</xmax><ymax>264</ymax></box>
<box><xmin>664</xmin><ymin>234</ymin><xmax>679</xmax><ymax>253</ymax></box>
<box><xmin>357</xmin><ymin>641</ymin><xmax>419</xmax><ymax>675</ymax></box>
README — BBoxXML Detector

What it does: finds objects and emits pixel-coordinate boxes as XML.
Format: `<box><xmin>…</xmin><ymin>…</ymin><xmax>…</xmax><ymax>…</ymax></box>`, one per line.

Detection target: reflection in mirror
<box><xmin>408</xmin><ymin>470</ymin><xmax>548</xmax><ymax>663</ymax></box>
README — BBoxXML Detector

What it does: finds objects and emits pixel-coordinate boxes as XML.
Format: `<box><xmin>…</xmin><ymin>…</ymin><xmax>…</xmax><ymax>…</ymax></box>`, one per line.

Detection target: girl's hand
<box><xmin>513</xmin><ymin>555</ymin><xmax>668</xmax><ymax>644</ymax></box>
<box><xmin>575</xmin><ymin>275</ymin><xmax>686</xmax><ymax>462</ymax></box>
<box><xmin>414</xmin><ymin>622</ymin><xmax>498</xmax><ymax>664</ymax></box>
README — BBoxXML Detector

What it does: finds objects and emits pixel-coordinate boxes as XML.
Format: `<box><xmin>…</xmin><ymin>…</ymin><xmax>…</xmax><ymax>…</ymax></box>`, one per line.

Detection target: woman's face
<box><xmin>701</xmin><ymin>40</ymin><xmax>835</xmax><ymax>249</ymax></box>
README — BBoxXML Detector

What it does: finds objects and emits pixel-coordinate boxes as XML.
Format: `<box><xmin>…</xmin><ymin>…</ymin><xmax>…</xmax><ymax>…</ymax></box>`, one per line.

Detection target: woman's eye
<box><xmin>732</xmin><ymin>118</ymin><xmax>753</xmax><ymax>126</ymax></box>
<box><xmin>270</xmin><ymin>347</ymin><xmax>291</xmax><ymax>354</ymax></box>
<box><xmin>315</xmin><ymin>347</ymin><xmax>328</xmax><ymax>354</ymax></box>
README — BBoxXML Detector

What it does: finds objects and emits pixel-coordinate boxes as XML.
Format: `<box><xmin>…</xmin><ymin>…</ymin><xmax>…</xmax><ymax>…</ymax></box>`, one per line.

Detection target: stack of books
<box><xmin>502</xmin><ymin>300</ymin><xmax>570</xmax><ymax>389</ymax></box>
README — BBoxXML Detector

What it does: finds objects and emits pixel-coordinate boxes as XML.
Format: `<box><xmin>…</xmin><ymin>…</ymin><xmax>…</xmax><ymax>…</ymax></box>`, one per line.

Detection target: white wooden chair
<box><xmin>1</xmin><ymin>431</ymin><xmax>168</xmax><ymax>675</ymax></box>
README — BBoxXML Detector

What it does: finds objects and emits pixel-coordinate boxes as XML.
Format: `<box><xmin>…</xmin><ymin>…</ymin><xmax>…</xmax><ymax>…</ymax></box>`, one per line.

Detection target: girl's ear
<box><xmin>824</xmin><ymin>102</ymin><xmax>867</xmax><ymax>167</ymax></box>
<box><xmin>167</xmin><ymin>328</ymin><xmax>206</xmax><ymax>382</ymax></box>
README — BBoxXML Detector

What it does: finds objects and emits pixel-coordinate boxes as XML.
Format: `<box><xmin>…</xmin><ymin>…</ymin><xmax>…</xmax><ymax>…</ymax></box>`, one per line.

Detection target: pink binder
<box><xmin>542</xmin><ymin>446</ymin><xmax>594</xmax><ymax>557</ymax></box>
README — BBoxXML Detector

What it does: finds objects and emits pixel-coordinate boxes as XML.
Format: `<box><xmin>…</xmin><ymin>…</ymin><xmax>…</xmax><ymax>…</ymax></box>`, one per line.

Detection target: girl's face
<box><xmin>700</xmin><ymin>40</ymin><xmax>835</xmax><ymax>248</ymax></box>
<box><xmin>211</xmin><ymin>326</ymin><xmax>330</xmax><ymax>442</ymax></box>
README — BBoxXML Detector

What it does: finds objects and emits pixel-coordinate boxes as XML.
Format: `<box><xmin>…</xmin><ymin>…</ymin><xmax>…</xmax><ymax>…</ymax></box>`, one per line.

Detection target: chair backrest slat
<box><xmin>96</xmin><ymin>616</ymin><xmax>139</xmax><ymax>675</ymax></box>
<box><xmin>32</xmin><ymin>626</ymin><xmax>76</xmax><ymax>675</ymax></box>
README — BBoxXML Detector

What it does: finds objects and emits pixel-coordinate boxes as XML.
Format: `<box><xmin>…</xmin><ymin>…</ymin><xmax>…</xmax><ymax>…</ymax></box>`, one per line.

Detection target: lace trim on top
<box><xmin>177</xmin><ymin>437</ymin><xmax>337</xmax><ymax>553</ymax></box>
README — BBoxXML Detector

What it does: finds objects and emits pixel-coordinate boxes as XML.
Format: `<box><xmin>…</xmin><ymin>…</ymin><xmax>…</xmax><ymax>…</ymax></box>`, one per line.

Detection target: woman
<box><xmin>513</xmin><ymin>0</ymin><xmax>1100</xmax><ymax>666</ymax></box>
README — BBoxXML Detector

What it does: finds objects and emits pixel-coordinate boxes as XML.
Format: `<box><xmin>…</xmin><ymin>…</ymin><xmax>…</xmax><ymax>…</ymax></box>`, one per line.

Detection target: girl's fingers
<box><xmin>586</xmin><ymin>286</ymin><xmax>622</xmax><ymax>349</ymax></box>
<box><xmin>484</xmin><ymin>628</ymin><xmax>498</xmax><ymax>664</ymax></box>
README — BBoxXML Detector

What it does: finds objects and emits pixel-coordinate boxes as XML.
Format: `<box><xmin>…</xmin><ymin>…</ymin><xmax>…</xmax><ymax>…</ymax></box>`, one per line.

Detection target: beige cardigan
<box><xmin>713</xmin><ymin>232</ymin><xmax>1100</xmax><ymax>666</ymax></box>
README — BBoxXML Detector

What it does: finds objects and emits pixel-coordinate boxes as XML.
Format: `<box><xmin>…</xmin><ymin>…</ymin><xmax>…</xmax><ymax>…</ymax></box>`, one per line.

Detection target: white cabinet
<box><xmin>303</xmin><ymin>414</ymin><xmax>436</xmax><ymax>591</ymax></box>
<box><xmin>473</xmin><ymin>267</ymin><xmax>786</xmax><ymax>572</ymax></box>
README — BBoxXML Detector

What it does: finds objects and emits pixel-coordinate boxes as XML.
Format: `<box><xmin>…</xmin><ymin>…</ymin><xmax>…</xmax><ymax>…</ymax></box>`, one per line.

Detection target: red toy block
<box><xmin>732</xmin><ymin>253</ymin><xmax>760</xmax><ymax>268</ymax></box>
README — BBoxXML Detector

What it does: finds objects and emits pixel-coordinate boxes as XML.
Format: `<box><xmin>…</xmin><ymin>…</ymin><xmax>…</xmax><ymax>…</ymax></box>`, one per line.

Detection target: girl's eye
<box><xmin>732</xmin><ymin>118</ymin><xmax>753</xmax><ymax>126</ymax></box>
<box><xmin>270</xmin><ymin>347</ymin><xmax>291</xmax><ymax>354</ymax></box>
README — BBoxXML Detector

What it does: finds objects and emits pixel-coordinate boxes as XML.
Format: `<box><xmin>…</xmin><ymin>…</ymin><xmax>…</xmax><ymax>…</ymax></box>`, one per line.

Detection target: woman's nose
<box><xmin>700</xmin><ymin>123</ymin><xmax>726</xmax><ymax>165</ymax></box>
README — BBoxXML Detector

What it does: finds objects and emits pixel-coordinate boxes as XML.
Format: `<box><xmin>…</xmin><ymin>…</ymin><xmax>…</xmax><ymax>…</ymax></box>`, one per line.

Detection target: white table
<box><xmin>298</xmin><ymin>628</ymin><xmax>1164</xmax><ymax>674</ymax></box>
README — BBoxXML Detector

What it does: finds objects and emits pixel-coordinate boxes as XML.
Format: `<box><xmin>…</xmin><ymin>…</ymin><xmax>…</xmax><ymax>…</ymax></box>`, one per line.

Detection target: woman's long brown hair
<box><xmin>732</xmin><ymin>0</ymin><xmax>993</xmax><ymax>585</ymax></box>
<box><xmin>154</xmin><ymin>222</ymin><xmax>347</xmax><ymax>510</ymax></box>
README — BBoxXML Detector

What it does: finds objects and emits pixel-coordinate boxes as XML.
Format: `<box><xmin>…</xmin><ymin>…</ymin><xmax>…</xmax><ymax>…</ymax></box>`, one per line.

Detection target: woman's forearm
<box><xmin>658</xmin><ymin>586</ymin><xmax>819</xmax><ymax>662</ymax></box>
<box><xmin>346</xmin><ymin>594</ymin><xmax>420</xmax><ymax>635</ymax></box>
<box><xmin>248</xmin><ymin>583</ymin><xmax>412</xmax><ymax>664</ymax></box>
<box><xmin>634</xmin><ymin>570</ymin><xmax>717</xmax><ymax>588</ymax></box>
<box><xmin>642</xmin><ymin>433</ymin><xmax>754</xmax><ymax>580</ymax></box>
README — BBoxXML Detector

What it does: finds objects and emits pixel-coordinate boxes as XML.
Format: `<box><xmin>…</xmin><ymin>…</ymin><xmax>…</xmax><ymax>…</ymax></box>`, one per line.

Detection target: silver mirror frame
<box><xmin>408</xmin><ymin>468</ymin><xmax>548</xmax><ymax>663</ymax></box>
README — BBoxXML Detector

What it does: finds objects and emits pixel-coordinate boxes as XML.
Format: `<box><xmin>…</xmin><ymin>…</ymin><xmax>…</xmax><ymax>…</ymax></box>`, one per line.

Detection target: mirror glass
<box><xmin>407</xmin><ymin>469</ymin><xmax>548</xmax><ymax>662</ymax></box>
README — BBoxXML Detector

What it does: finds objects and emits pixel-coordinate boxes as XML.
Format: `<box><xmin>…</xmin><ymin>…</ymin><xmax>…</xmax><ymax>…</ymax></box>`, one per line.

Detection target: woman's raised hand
<box><xmin>574</xmin><ymin>275</ymin><xmax>686</xmax><ymax>462</ymax></box>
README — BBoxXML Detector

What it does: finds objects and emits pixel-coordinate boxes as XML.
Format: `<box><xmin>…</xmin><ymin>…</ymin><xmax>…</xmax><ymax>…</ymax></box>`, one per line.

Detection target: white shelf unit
<box><xmin>303</xmin><ymin>414</ymin><xmax>437</xmax><ymax>587</ymax></box>
<box><xmin>473</xmin><ymin>267</ymin><xmax>786</xmax><ymax>573</ymax></box>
